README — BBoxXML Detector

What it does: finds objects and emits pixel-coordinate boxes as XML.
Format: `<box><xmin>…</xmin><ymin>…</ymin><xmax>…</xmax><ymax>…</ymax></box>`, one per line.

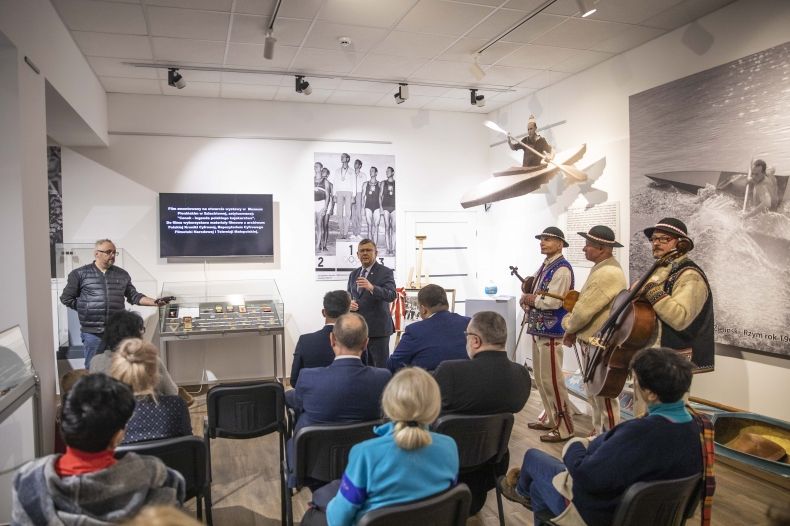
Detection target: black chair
<box><xmin>433</xmin><ymin>413</ymin><xmax>514</xmax><ymax>526</ymax></box>
<box><xmin>284</xmin><ymin>419</ymin><xmax>383</xmax><ymax>526</ymax></box>
<box><xmin>357</xmin><ymin>483</ymin><xmax>472</xmax><ymax>526</ymax></box>
<box><xmin>538</xmin><ymin>473</ymin><xmax>702</xmax><ymax>526</ymax></box>
<box><xmin>203</xmin><ymin>381</ymin><xmax>286</xmax><ymax>525</ymax></box>
<box><xmin>116</xmin><ymin>435</ymin><xmax>212</xmax><ymax>525</ymax></box>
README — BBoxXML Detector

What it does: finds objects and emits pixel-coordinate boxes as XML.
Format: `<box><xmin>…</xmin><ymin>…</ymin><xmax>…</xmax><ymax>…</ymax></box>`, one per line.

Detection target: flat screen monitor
<box><xmin>159</xmin><ymin>193</ymin><xmax>274</xmax><ymax>257</ymax></box>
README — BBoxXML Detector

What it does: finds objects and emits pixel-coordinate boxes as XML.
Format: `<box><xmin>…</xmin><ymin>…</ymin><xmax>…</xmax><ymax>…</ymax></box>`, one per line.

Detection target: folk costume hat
<box><xmin>643</xmin><ymin>217</ymin><xmax>694</xmax><ymax>250</ymax></box>
<box><xmin>535</xmin><ymin>226</ymin><xmax>569</xmax><ymax>247</ymax></box>
<box><xmin>578</xmin><ymin>225</ymin><xmax>623</xmax><ymax>247</ymax></box>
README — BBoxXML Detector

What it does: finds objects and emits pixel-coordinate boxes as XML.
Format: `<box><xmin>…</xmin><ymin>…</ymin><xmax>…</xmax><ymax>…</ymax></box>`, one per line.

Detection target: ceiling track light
<box><xmin>295</xmin><ymin>75</ymin><xmax>312</xmax><ymax>95</ymax></box>
<box><xmin>470</xmin><ymin>54</ymin><xmax>486</xmax><ymax>81</ymax></box>
<box><xmin>167</xmin><ymin>68</ymin><xmax>186</xmax><ymax>89</ymax></box>
<box><xmin>263</xmin><ymin>0</ymin><xmax>282</xmax><ymax>59</ymax></box>
<box><xmin>394</xmin><ymin>83</ymin><xmax>409</xmax><ymax>104</ymax></box>
<box><xmin>470</xmin><ymin>89</ymin><xmax>485</xmax><ymax>108</ymax></box>
<box><xmin>575</xmin><ymin>0</ymin><xmax>596</xmax><ymax>17</ymax></box>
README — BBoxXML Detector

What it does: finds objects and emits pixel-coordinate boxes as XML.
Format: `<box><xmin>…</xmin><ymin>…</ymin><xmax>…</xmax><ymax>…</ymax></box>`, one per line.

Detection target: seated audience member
<box><xmin>386</xmin><ymin>284</ymin><xmax>470</xmax><ymax>372</ymax></box>
<box><xmin>55</xmin><ymin>370</ymin><xmax>90</xmax><ymax>453</ymax></box>
<box><xmin>90</xmin><ymin>310</ymin><xmax>178</xmax><ymax>397</ymax></box>
<box><xmin>287</xmin><ymin>313</ymin><xmax>392</xmax><ymax>479</ymax></box>
<box><xmin>302</xmin><ymin>368</ymin><xmax>459</xmax><ymax>526</ymax></box>
<box><xmin>500</xmin><ymin>347</ymin><xmax>711</xmax><ymax>526</ymax></box>
<box><xmin>433</xmin><ymin>310</ymin><xmax>531</xmax><ymax>515</ymax></box>
<box><xmin>110</xmin><ymin>338</ymin><xmax>192</xmax><ymax>444</ymax></box>
<box><xmin>123</xmin><ymin>505</ymin><xmax>201</xmax><ymax>526</ymax></box>
<box><xmin>12</xmin><ymin>374</ymin><xmax>185</xmax><ymax>525</ymax></box>
<box><xmin>289</xmin><ymin>290</ymin><xmax>352</xmax><ymax>390</ymax></box>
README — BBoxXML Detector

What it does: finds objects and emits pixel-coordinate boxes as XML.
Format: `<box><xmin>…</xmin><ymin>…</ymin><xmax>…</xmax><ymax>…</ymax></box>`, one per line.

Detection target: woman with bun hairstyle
<box><xmin>306</xmin><ymin>367</ymin><xmax>459</xmax><ymax>526</ymax></box>
<box><xmin>110</xmin><ymin>338</ymin><xmax>192</xmax><ymax>444</ymax></box>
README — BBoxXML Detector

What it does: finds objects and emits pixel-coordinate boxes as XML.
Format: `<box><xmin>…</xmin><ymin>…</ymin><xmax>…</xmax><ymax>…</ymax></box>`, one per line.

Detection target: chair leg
<box><xmin>196</xmin><ymin>494</ymin><xmax>203</xmax><ymax>521</ymax></box>
<box><xmin>205</xmin><ymin>485</ymin><xmax>214</xmax><ymax>526</ymax></box>
<box><xmin>495</xmin><ymin>467</ymin><xmax>506</xmax><ymax>526</ymax></box>
<box><xmin>279</xmin><ymin>433</ymin><xmax>287</xmax><ymax>526</ymax></box>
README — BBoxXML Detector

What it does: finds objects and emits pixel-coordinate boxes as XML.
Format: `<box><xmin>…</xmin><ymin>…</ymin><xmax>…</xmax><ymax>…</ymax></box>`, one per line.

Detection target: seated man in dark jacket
<box><xmin>433</xmin><ymin>310</ymin><xmax>531</xmax><ymax>515</ymax></box>
<box><xmin>387</xmin><ymin>284</ymin><xmax>470</xmax><ymax>372</ymax></box>
<box><xmin>12</xmin><ymin>374</ymin><xmax>184</xmax><ymax>525</ymax></box>
<box><xmin>500</xmin><ymin>347</ymin><xmax>708</xmax><ymax>526</ymax></box>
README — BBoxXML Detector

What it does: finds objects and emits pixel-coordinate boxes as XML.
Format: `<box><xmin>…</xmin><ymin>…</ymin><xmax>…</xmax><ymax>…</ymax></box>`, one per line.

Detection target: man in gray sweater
<box><xmin>12</xmin><ymin>374</ymin><xmax>184</xmax><ymax>525</ymax></box>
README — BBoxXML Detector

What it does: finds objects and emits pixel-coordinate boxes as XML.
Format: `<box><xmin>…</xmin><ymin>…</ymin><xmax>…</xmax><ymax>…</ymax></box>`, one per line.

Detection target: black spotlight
<box><xmin>470</xmin><ymin>88</ymin><xmax>485</xmax><ymax>107</ymax></box>
<box><xmin>167</xmin><ymin>68</ymin><xmax>186</xmax><ymax>89</ymax></box>
<box><xmin>295</xmin><ymin>75</ymin><xmax>312</xmax><ymax>95</ymax></box>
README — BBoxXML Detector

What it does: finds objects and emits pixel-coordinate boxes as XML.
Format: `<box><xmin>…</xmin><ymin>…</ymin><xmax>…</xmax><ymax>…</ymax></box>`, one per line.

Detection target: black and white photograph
<box><xmin>630</xmin><ymin>41</ymin><xmax>790</xmax><ymax>356</ymax></box>
<box><xmin>314</xmin><ymin>152</ymin><xmax>397</xmax><ymax>280</ymax></box>
<box><xmin>47</xmin><ymin>146</ymin><xmax>63</xmax><ymax>278</ymax></box>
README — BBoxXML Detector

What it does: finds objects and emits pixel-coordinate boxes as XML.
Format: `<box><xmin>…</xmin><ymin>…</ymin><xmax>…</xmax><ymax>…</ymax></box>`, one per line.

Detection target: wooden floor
<box><xmin>183</xmin><ymin>387</ymin><xmax>786</xmax><ymax>526</ymax></box>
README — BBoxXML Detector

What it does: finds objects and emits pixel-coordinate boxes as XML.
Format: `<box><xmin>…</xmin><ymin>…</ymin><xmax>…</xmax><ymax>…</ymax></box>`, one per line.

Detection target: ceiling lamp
<box><xmin>470</xmin><ymin>54</ymin><xmax>486</xmax><ymax>81</ymax></box>
<box><xmin>575</xmin><ymin>0</ymin><xmax>596</xmax><ymax>17</ymax></box>
<box><xmin>167</xmin><ymin>68</ymin><xmax>186</xmax><ymax>89</ymax></box>
<box><xmin>394</xmin><ymin>84</ymin><xmax>409</xmax><ymax>104</ymax></box>
<box><xmin>295</xmin><ymin>75</ymin><xmax>312</xmax><ymax>95</ymax></box>
<box><xmin>470</xmin><ymin>89</ymin><xmax>485</xmax><ymax>108</ymax></box>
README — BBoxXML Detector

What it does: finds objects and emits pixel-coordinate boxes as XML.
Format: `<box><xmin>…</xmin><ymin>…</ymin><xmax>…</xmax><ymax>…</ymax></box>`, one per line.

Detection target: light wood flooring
<box><xmin>182</xmin><ymin>387</ymin><xmax>787</xmax><ymax>526</ymax></box>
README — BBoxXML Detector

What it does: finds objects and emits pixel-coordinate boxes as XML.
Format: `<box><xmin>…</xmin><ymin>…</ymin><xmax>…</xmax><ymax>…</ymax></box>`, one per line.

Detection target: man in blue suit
<box><xmin>290</xmin><ymin>312</ymin><xmax>392</xmax><ymax>435</ymax></box>
<box><xmin>386</xmin><ymin>284</ymin><xmax>470</xmax><ymax>372</ymax></box>
<box><xmin>289</xmin><ymin>290</ymin><xmax>351</xmax><ymax>389</ymax></box>
<box><xmin>347</xmin><ymin>239</ymin><xmax>396</xmax><ymax>367</ymax></box>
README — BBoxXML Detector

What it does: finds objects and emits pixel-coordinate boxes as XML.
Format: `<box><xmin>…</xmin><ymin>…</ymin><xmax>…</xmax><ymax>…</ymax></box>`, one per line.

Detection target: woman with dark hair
<box><xmin>380</xmin><ymin>166</ymin><xmax>396</xmax><ymax>255</ymax></box>
<box><xmin>89</xmin><ymin>310</ymin><xmax>178</xmax><ymax>396</ymax></box>
<box><xmin>362</xmin><ymin>167</ymin><xmax>381</xmax><ymax>244</ymax></box>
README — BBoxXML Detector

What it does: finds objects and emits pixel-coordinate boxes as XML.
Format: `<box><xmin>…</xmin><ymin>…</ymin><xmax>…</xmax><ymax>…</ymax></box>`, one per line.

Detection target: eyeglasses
<box><xmin>96</xmin><ymin>249</ymin><xmax>118</xmax><ymax>256</ymax></box>
<box><xmin>649</xmin><ymin>235</ymin><xmax>674</xmax><ymax>244</ymax></box>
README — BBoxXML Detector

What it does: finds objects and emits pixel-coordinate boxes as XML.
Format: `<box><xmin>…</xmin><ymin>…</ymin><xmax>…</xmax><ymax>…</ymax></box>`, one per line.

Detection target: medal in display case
<box><xmin>157</xmin><ymin>280</ymin><xmax>286</xmax><ymax>382</ymax></box>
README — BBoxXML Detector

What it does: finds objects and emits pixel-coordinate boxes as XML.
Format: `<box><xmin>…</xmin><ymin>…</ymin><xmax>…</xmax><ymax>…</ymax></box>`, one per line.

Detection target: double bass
<box><xmin>582</xmin><ymin>241</ymin><xmax>691</xmax><ymax>398</ymax></box>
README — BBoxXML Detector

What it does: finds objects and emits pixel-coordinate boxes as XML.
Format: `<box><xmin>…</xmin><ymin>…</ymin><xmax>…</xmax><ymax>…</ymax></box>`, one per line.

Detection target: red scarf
<box><xmin>55</xmin><ymin>447</ymin><xmax>117</xmax><ymax>476</ymax></box>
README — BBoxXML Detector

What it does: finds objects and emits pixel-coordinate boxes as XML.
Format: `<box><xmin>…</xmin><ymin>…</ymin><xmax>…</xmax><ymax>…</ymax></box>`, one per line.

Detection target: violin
<box><xmin>583</xmin><ymin>241</ymin><xmax>691</xmax><ymax>398</ymax></box>
<box><xmin>509</xmin><ymin>265</ymin><xmax>579</xmax><ymax>312</ymax></box>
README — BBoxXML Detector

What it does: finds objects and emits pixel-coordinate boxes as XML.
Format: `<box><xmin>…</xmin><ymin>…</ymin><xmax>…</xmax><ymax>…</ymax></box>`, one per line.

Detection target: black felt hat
<box><xmin>643</xmin><ymin>217</ymin><xmax>694</xmax><ymax>250</ymax></box>
<box><xmin>578</xmin><ymin>225</ymin><xmax>623</xmax><ymax>247</ymax></box>
<box><xmin>535</xmin><ymin>226</ymin><xmax>569</xmax><ymax>247</ymax></box>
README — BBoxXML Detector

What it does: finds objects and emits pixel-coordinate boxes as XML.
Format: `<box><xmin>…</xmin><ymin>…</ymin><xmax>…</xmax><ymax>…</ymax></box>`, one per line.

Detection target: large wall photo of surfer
<box><xmin>629</xmin><ymin>41</ymin><xmax>790</xmax><ymax>357</ymax></box>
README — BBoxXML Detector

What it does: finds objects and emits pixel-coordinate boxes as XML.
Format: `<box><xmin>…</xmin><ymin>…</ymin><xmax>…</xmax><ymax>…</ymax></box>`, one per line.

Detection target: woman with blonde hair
<box><xmin>306</xmin><ymin>368</ymin><xmax>458</xmax><ymax>526</ymax></box>
<box><xmin>110</xmin><ymin>338</ymin><xmax>192</xmax><ymax>444</ymax></box>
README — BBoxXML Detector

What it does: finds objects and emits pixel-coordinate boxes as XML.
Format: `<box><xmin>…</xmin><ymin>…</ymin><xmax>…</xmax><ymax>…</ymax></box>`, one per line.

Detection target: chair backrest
<box><xmin>612</xmin><ymin>473</ymin><xmax>702</xmax><ymax>526</ymax></box>
<box><xmin>205</xmin><ymin>380</ymin><xmax>285</xmax><ymax>439</ymax></box>
<box><xmin>356</xmin><ymin>483</ymin><xmax>472</xmax><ymax>526</ymax></box>
<box><xmin>293</xmin><ymin>419</ymin><xmax>383</xmax><ymax>485</ymax></box>
<box><xmin>433</xmin><ymin>413</ymin><xmax>514</xmax><ymax>469</ymax></box>
<box><xmin>116</xmin><ymin>435</ymin><xmax>206</xmax><ymax>501</ymax></box>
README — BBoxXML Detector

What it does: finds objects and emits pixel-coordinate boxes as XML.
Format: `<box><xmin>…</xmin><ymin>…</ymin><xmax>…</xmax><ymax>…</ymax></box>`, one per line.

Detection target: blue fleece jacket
<box><xmin>326</xmin><ymin>422</ymin><xmax>459</xmax><ymax>526</ymax></box>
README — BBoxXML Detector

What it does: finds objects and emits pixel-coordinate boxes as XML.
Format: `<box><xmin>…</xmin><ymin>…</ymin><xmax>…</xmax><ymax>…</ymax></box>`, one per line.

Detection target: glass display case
<box><xmin>0</xmin><ymin>325</ymin><xmax>41</xmax><ymax>455</ymax></box>
<box><xmin>158</xmin><ymin>279</ymin><xmax>284</xmax><ymax>336</ymax></box>
<box><xmin>157</xmin><ymin>280</ymin><xmax>286</xmax><ymax>382</ymax></box>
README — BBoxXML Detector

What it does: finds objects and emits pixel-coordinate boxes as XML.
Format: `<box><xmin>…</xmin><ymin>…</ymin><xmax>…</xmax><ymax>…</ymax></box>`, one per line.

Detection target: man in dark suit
<box><xmin>433</xmin><ymin>311</ymin><xmax>531</xmax><ymax>515</ymax></box>
<box><xmin>386</xmin><ymin>284</ymin><xmax>469</xmax><ymax>372</ymax></box>
<box><xmin>347</xmin><ymin>239</ymin><xmax>396</xmax><ymax>367</ymax></box>
<box><xmin>286</xmin><ymin>313</ymin><xmax>392</xmax><ymax>486</ymax></box>
<box><xmin>289</xmin><ymin>290</ymin><xmax>350</xmax><ymax>389</ymax></box>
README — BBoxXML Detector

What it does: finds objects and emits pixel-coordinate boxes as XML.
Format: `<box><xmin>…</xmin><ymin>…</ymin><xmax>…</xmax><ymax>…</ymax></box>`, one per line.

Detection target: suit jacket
<box><xmin>290</xmin><ymin>325</ymin><xmax>334</xmax><ymax>387</ymax></box>
<box><xmin>347</xmin><ymin>262</ymin><xmax>396</xmax><ymax>337</ymax></box>
<box><xmin>433</xmin><ymin>351</ymin><xmax>530</xmax><ymax>415</ymax></box>
<box><xmin>386</xmin><ymin>310</ymin><xmax>470</xmax><ymax>372</ymax></box>
<box><xmin>292</xmin><ymin>357</ymin><xmax>392</xmax><ymax>433</ymax></box>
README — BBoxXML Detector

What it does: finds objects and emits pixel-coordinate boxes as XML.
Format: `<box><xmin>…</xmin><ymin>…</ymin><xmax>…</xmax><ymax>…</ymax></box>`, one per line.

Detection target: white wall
<box><xmin>0</xmin><ymin>0</ymin><xmax>107</xmax><ymax>145</ymax></box>
<box><xmin>65</xmin><ymin>95</ymin><xmax>489</xmax><ymax>382</ymax></box>
<box><xmin>482</xmin><ymin>0</ymin><xmax>790</xmax><ymax>420</ymax></box>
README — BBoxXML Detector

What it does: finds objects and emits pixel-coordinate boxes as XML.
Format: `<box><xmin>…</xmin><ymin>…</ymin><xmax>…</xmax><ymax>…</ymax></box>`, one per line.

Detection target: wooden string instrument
<box><xmin>509</xmin><ymin>265</ymin><xmax>579</xmax><ymax>312</ymax></box>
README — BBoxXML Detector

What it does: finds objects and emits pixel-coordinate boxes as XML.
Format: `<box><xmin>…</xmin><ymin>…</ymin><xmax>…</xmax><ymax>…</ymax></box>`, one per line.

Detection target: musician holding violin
<box><xmin>560</xmin><ymin>226</ymin><xmax>627</xmax><ymax>436</ymax></box>
<box><xmin>521</xmin><ymin>227</ymin><xmax>576</xmax><ymax>443</ymax></box>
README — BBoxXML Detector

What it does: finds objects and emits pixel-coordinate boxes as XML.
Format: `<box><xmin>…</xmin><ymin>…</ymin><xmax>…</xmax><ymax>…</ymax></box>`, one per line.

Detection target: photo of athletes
<box><xmin>314</xmin><ymin>152</ymin><xmax>397</xmax><ymax>280</ymax></box>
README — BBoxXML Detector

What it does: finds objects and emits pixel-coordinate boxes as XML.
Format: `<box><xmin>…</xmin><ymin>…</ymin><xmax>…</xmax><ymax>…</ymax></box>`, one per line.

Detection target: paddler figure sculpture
<box><xmin>508</xmin><ymin>115</ymin><xmax>555</xmax><ymax>171</ymax></box>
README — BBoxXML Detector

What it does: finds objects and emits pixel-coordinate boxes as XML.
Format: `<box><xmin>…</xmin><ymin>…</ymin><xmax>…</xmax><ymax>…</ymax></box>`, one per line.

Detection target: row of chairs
<box><xmin>116</xmin><ymin>380</ymin><xmax>702</xmax><ymax>526</ymax></box>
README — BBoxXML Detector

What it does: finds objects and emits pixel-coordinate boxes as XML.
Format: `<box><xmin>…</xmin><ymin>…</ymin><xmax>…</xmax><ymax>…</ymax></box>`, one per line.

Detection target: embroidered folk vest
<box><xmin>526</xmin><ymin>256</ymin><xmax>574</xmax><ymax>338</ymax></box>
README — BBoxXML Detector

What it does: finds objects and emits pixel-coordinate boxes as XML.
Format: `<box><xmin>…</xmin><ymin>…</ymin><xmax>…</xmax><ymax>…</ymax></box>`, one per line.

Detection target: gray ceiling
<box><xmin>52</xmin><ymin>0</ymin><xmax>736</xmax><ymax>112</ymax></box>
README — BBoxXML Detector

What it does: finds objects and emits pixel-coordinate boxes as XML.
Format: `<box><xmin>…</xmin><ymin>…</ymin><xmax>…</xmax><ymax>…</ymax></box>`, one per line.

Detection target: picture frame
<box><xmin>400</xmin><ymin>287</ymin><xmax>456</xmax><ymax>330</ymax></box>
